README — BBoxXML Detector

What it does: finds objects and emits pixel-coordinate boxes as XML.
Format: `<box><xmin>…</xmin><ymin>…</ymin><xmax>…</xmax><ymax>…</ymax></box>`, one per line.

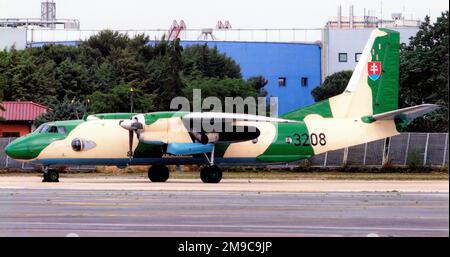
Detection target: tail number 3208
<box><xmin>292</xmin><ymin>133</ymin><xmax>326</xmax><ymax>146</ymax></box>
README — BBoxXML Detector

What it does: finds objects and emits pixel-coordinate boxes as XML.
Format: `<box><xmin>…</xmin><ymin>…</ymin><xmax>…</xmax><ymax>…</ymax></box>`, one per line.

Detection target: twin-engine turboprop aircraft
<box><xmin>4</xmin><ymin>28</ymin><xmax>439</xmax><ymax>183</ymax></box>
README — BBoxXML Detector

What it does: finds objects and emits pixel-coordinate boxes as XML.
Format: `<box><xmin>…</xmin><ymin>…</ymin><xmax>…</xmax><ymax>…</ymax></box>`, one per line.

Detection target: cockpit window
<box><xmin>57</xmin><ymin>126</ymin><xmax>67</xmax><ymax>134</ymax></box>
<box><xmin>35</xmin><ymin>124</ymin><xmax>48</xmax><ymax>133</ymax></box>
<box><xmin>47</xmin><ymin>126</ymin><xmax>58</xmax><ymax>133</ymax></box>
<box><xmin>34</xmin><ymin>125</ymin><xmax>42</xmax><ymax>133</ymax></box>
<box><xmin>34</xmin><ymin>124</ymin><xmax>67</xmax><ymax>134</ymax></box>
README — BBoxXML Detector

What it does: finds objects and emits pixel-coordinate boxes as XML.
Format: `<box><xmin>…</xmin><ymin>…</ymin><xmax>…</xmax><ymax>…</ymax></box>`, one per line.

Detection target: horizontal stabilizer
<box><xmin>371</xmin><ymin>104</ymin><xmax>440</xmax><ymax>121</ymax></box>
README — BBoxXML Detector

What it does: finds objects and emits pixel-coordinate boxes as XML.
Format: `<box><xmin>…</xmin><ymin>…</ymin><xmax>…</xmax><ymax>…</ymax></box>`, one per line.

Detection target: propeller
<box><xmin>119</xmin><ymin>118</ymin><xmax>143</xmax><ymax>159</ymax></box>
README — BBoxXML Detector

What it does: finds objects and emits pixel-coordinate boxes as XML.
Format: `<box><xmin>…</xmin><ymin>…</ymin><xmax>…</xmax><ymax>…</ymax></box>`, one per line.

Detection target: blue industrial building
<box><xmin>179</xmin><ymin>41</ymin><xmax>322</xmax><ymax>115</ymax></box>
<box><xmin>31</xmin><ymin>40</ymin><xmax>322</xmax><ymax>115</ymax></box>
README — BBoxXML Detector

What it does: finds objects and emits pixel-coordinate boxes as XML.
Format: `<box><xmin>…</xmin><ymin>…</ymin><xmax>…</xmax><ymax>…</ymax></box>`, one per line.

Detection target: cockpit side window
<box><xmin>34</xmin><ymin>124</ymin><xmax>44</xmax><ymax>133</ymax></box>
<box><xmin>57</xmin><ymin>126</ymin><xmax>67</xmax><ymax>134</ymax></box>
<box><xmin>36</xmin><ymin>125</ymin><xmax>49</xmax><ymax>133</ymax></box>
<box><xmin>35</xmin><ymin>124</ymin><xmax>68</xmax><ymax>134</ymax></box>
<box><xmin>47</xmin><ymin>126</ymin><xmax>58</xmax><ymax>133</ymax></box>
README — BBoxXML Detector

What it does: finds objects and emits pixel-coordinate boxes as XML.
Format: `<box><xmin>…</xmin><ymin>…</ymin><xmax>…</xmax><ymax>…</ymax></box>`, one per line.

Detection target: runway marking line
<box><xmin>0</xmin><ymin>221</ymin><xmax>447</xmax><ymax>232</ymax></box>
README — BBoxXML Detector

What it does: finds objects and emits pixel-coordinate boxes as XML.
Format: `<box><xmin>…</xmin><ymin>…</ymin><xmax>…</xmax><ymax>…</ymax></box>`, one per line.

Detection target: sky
<box><xmin>0</xmin><ymin>0</ymin><xmax>448</xmax><ymax>30</ymax></box>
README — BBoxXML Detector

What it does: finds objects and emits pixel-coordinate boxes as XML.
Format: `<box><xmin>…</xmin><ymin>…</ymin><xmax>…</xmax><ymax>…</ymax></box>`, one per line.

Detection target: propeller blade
<box><xmin>119</xmin><ymin>119</ymin><xmax>143</xmax><ymax>131</ymax></box>
<box><xmin>120</xmin><ymin>118</ymin><xmax>143</xmax><ymax>160</ymax></box>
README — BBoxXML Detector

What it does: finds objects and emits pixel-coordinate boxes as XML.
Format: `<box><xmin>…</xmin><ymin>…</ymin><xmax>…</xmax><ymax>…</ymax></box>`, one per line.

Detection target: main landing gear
<box><xmin>42</xmin><ymin>168</ymin><xmax>59</xmax><ymax>182</ymax></box>
<box><xmin>200</xmin><ymin>165</ymin><xmax>222</xmax><ymax>183</ymax></box>
<box><xmin>200</xmin><ymin>144</ymin><xmax>222</xmax><ymax>183</ymax></box>
<box><xmin>147</xmin><ymin>163</ymin><xmax>222</xmax><ymax>183</ymax></box>
<box><xmin>148</xmin><ymin>164</ymin><xmax>170</xmax><ymax>182</ymax></box>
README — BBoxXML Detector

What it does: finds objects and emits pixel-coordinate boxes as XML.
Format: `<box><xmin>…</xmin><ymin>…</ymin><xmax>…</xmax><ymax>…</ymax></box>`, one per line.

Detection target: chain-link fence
<box><xmin>309</xmin><ymin>133</ymin><xmax>449</xmax><ymax>168</ymax></box>
<box><xmin>0</xmin><ymin>133</ymin><xmax>448</xmax><ymax>170</ymax></box>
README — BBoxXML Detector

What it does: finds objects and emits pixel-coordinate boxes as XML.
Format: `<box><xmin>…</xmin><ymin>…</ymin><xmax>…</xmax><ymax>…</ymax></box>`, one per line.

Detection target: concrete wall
<box><xmin>323</xmin><ymin>27</ymin><xmax>419</xmax><ymax>76</ymax></box>
<box><xmin>0</xmin><ymin>28</ymin><xmax>27</xmax><ymax>50</ymax></box>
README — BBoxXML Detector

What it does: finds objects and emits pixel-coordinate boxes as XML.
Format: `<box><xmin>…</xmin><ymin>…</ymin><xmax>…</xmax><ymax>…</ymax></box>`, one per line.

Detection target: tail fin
<box><xmin>282</xmin><ymin>28</ymin><xmax>400</xmax><ymax>120</ymax></box>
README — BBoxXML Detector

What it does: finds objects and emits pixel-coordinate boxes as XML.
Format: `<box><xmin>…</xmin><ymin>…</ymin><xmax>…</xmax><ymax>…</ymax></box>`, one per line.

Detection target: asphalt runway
<box><xmin>0</xmin><ymin>176</ymin><xmax>448</xmax><ymax>237</ymax></box>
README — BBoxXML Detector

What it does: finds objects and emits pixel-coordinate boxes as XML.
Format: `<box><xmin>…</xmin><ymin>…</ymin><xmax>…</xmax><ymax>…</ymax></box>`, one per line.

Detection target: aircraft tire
<box><xmin>43</xmin><ymin>169</ymin><xmax>59</xmax><ymax>183</ymax></box>
<box><xmin>200</xmin><ymin>165</ymin><xmax>222</xmax><ymax>183</ymax></box>
<box><xmin>148</xmin><ymin>165</ymin><xmax>170</xmax><ymax>182</ymax></box>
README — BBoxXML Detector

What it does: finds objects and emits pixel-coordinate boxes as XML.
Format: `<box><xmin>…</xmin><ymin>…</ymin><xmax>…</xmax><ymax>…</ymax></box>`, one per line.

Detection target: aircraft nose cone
<box><xmin>4</xmin><ymin>141</ymin><xmax>19</xmax><ymax>159</ymax></box>
<box><xmin>4</xmin><ymin>140</ymin><xmax>36</xmax><ymax>160</ymax></box>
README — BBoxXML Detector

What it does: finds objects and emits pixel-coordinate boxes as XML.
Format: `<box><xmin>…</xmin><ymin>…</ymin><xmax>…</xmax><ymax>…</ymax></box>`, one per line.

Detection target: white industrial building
<box><xmin>0</xmin><ymin>28</ymin><xmax>27</xmax><ymax>50</ymax></box>
<box><xmin>322</xmin><ymin>5</ymin><xmax>420</xmax><ymax>76</ymax></box>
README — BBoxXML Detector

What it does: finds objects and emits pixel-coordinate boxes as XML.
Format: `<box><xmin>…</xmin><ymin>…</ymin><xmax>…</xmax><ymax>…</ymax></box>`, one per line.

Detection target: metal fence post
<box><xmin>423</xmin><ymin>133</ymin><xmax>430</xmax><ymax>166</ymax></box>
<box><xmin>382</xmin><ymin>137</ymin><xmax>387</xmax><ymax>166</ymax></box>
<box><xmin>385</xmin><ymin>137</ymin><xmax>392</xmax><ymax>166</ymax></box>
<box><xmin>5</xmin><ymin>137</ymin><xmax>11</xmax><ymax>168</ymax></box>
<box><xmin>404</xmin><ymin>133</ymin><xmax>411</xmax><ymax>166</ymax></box>
<box><xmin>342</xmin><ymin>147</ymin><xmax>348</xmax><ymax>167</ymax></box>
<box><xmin>363</xmin><ymin>142</ymin><xmax>368</xmax><ymax>166</ymax></box>
<box><xmin>443</xmin><ymin>133</ymin><xmax>448</xmax><ymax>167</ymax></box>
<box><xmin>323</xmin><ymin>151</ymin><xmax>328</xmax><ymax>167</ymax></box>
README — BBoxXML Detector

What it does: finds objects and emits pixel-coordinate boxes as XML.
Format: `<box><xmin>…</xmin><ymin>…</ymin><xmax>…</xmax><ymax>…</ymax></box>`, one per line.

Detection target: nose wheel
<box><xmin>43</xmin><ymin>169</ymin><xmax>59</xmax><ymax>182</ymax></box>
<box><xmin>200</xmin><ymin>165</ymin><xmax>222</xmax><ymax>183</ymax></box>
<box><xmin>148</xmin><ymin>164</ymin><xmax>170</xmax><ymax>182</ymax></box>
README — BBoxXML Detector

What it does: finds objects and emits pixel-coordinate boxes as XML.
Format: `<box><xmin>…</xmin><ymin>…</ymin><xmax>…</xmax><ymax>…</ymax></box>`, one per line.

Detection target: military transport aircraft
<box><xmin>4</xmin><ymin>28</ymin><xmax>439</xmax><ymax>183</ymax></box>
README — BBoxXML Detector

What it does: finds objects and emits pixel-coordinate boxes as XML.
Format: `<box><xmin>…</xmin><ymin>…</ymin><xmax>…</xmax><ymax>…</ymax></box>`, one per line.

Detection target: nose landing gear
<box><xmin>42</xmin><ymin>168</ymin><xmax>59</xmax><ymax>182</ymax></box>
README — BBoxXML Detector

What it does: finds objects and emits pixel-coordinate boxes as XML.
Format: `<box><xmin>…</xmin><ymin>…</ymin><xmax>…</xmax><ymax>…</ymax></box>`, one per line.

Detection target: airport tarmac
<box><xmin>0</xmin><ymin>176</ymin><xmax>448</xmax><ymax>236</ymax></box>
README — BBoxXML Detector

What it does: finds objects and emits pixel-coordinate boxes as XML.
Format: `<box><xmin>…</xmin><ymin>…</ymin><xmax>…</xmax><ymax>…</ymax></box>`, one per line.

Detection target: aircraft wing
<box><xmin>182</xmin><ymin>112</ymin><xmax>296</xmax><ymax>123</ymax></box>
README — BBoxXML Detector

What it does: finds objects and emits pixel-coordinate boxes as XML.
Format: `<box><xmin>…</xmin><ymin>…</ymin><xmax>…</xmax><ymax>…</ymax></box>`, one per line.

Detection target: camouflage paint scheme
<box><xmin>5</xmin><ymin>29</ymin><xmax>424</xmax><ymax>167</ymax></box>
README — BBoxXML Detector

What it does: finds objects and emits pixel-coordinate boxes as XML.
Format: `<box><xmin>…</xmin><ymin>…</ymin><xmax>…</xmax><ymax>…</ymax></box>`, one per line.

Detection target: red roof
<box><xmin>0</xmin><ymin>101</ymin><xmax>48</xmax><ymax>121</ymax></box>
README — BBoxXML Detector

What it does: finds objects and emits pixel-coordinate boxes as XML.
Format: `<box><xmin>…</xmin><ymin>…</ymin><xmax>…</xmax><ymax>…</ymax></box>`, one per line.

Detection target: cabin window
<box><xmin>338</xmin><ymin>53</ymin><xmax>347</xmax><ymax>62</ymax></box>
<box><xmin>278</xmin><ymin>77</ymin><xmax>286</xmax><ymax>87</ymax></box>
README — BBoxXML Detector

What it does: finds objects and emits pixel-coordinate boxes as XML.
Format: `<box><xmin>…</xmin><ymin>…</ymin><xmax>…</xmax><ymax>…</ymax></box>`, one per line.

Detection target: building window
<box><xmin>2</xmin><ymin>132</ymin><xmax>20</xmax><ymax>137</ymax></box>
<box><xmin>301</xmin><ymin>77</ymin><xmax>308</xmax><ymax>87</ymax></box>
<box><xmin>338</xmin><ymin>53</ymin><xmax>347</xmax><ymax>62</ymax></box>
<box><xmin>355</xmin><ymin>53</ymin><xmax>362</xmax><ymax>62</ymax></box>
<box><xmin>278</xmin><ymin>77</ymin><xmax>286</xmax><ymax>87</ymax></box>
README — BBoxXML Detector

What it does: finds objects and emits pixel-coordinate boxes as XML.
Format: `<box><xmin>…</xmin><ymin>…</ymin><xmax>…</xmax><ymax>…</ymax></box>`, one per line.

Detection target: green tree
<box><xmin>247</xmin><ymin>75</ymin><xmax>269</xmax><ymax>96</ymax></box>
<box><xmin>0</xmin><ymin>30</ymin><xmax>267</xmax><ymax>122</ymax></box>
<box><xmin>399</xmin><ymin>11</ymin><xmax>449</xmax><ymax>132</ymax></box>
<box><xmin>311</xmin><ymin>70</ymin><xmax>352</xmax><ymax>102</ymax></box>
<box><xmin>89</xmin><ymin>84</ymin><xmax>154</xmax><ymax>113</ymax></box>
<box><xmin>34</xmin><ymin>97</ymin><xmax>88</xmax><ymax>126</ymax></box>
<box><xmin>182</xmin><ymin>44</ymin><xmax>242</xmax><ymax>81</ymax></box>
